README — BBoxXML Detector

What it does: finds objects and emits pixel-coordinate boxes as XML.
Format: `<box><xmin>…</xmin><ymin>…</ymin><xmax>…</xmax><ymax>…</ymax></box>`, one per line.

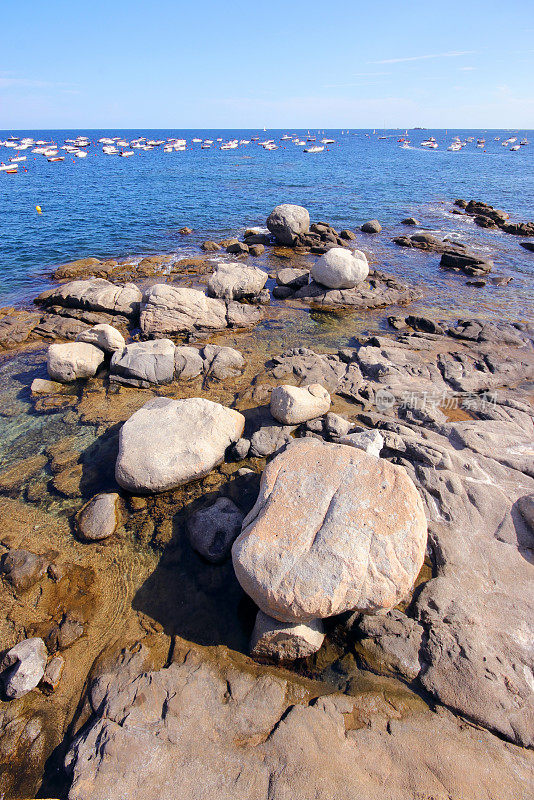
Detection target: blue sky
<box><xmin>1</xmin><ymin>0</ymin><xmax>533</xmax><ymax>128</ymax></box>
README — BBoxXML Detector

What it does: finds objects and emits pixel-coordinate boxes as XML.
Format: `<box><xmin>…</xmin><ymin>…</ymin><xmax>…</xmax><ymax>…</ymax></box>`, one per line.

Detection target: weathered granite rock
<box><xmin>226</xmin><ymin>301</ymin><xmax>262</xmax><ymax>327</ymax></box>
<box><xmin>361</xmin><ymin>220</ymin><xmax>382</xmax><ymax>234</ymax></box>
<box><xmin>35</xmin><ymin>279</ymin><xmax>142</xmax><ymax>318</ymax></box>
<box><xmin>517</xmin><ymin>493</ymin><xmax>534</xmax><ymax>529</ymax></box>
<box><xmin>47</xmin><ymin>342</ymin><xmax>105</xmax><ymax>382</ymax></box>
<box><xmin>201</xmin><ymin>240</ymin><xmax>221</xmax><ymax>252</ymax></box>
<box><xmin>270</xmin><ymin>383</ymin><xmax>331</xmax><ymax>424</ymax></box>
<box><xmin>0</xmin><ymin>638</ymin><xmax>47</xmax><ymax>699</ymax></box>
<box><xmin>311</xmin><ymin>248</ymin><xmax>369</xmax><ymax>289</ymax></box>
<box><xmin>226</xmin><ymin>241</ymin><xmax>249</xmax><ymax>255</ymax></box>
<box><xmin>250</xmin><ymin>611</ymin><xmax>325</xmax><ymax>660</ymax></box>
<box><xmin>76</xmin><ymin>493</ymin><xmax>122</xmax><ymax>541</ymax></box>
<box><xmin>276</xmin><ymin>268</ymin><xmax>310</xmax><ymax>288</ymax></box>
<box><xmin>187</xmin><ymin>497</ymin><xmax>244</xmax><ymax>563</ymax></box>
<box><xmin>76</xmin><ymin>323</ymin><xmax>126</xmax><ymax>352</ymax></box>
<box><xmin>115</xmin><ymin>397</ymin><xmax>245</xmax><ymax>493</ymax></box>
<box><xmin>1</xmin><ymin>549</ymin><xmax>48</xmax><ymax>591</ymax></box>
<box><xmin>63</xmin><ymin>642</ymin><xmax>533</xmax><ymax>800</ymax></box>
<box><xmin>324</xmin><ymin>412</ymin><xmax>352</xmax><ymax>438</ymax></box>
<box><xmin>207</xmin><ymin>263</ymin><xmax>267</xmax><ymax>300</ymax></box>
<box><xmin>140</xmin><ymin>285</ymin><xmax>227</xmax><ymax>335</ymax></box>
<box><xmin>401</xmin><ymin>217</ymin><xmax>419</xmax><ymax>226</ymax></box>
<box><xmin>339</xmin><ymin>429</ymin><xmax>384</xmax><ymax>457</ymax></box>
<box><xmin>30</xmin><ymin>378</ymin><xmax>63</xmax><ymax>394</ymax></box>
<box><xmin>249</xmin><ymin>424</ymin><xmax>295</xmax><ymax>458</ymax></box>
<box><xmin>356</xmin><ymin>609</ymin><xmax>424</xmax><ymax>681</ymax></box>
<box><xmin>0</xmin><ymin>309</ymin><xmax>42</xmax><ymax>349</ymax></box>
<box><xmin>53</xmin><ymin>257</ymin><xmax>108</xmax><ymax>280</ymax></box>
<box><xmin>202</xmin><ymin>344</ymin><xmax>245</xmax><ymax>380</ymax></box>
<box><xmin>110</xmin><ymin>339</ymin><xmax>176</xmax><ymax>387</ymax></box>
<box><xmin>232</xmin><ymin>438</ymin><xmax>428</xmax><ymax>622</ymax></box>
<box><xmin>266</xmin><ymin>204</ymin><xmax>310</xmax><ymax>245</ymax></box>
<box><xmin>174</xmin><ymin>346</ymin><xmax>204</xmax><ymax>379</ymax></box>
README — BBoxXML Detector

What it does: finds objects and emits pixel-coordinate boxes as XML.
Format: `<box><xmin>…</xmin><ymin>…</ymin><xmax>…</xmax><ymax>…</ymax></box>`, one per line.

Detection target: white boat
<box><xmin>204</xmin><ymin>139</ymin><xmax>213</xmax><ymax>144</ymax></box>
<box><xmin>421</xmin><ymin>137</ymin><xmax>438</xmax><ymax>148</ymax></box>
<box><xmin>74</xmin><ymin>150</ymin><xmax>87</xmax><ymax>158</ymax></box>
<box><xmin>520</xmin><ymin>138</ymin><xmax>529</xmax><ymax>146</ymax></box>
<box><xmin>304</xmin><ymin>145</ymin><xmax>324</xmax><ymax>153</ymax></box>
<box><xmin>321</xmin><ymin>138</ymin><xmax>335</xmax><ymax>144</ymax></box>
<box><xmin>294</xmin><ymin>140</ymin><xmax>306</xmax><ymax>146</ymax></box>
<box><xmin>263</xmin><ymin>143</ymin><xmax>278</xmax><ymax>150</ymax></box>
<box><xmin>0</xmin><ymin>162</ymin><xmax>18</xmax><ymax>172</ymax></box>
<box><xmin>47</xmin><ymin>156</ymin><xmax>64</xmax><ymax>162</ymax></box>
<box><xmin>103</xmin><ymin>146</ymin><xmax>120</xmax><ymax>155</ymax></box>
<box><xmin>9</xmin><ymin>155</ymin><xmax>26</xmax><ymax>162</ymax></box>
<box><xmin>400</xmin><ymin>142</ymin><xmax>411</xmax><ymax>149</ymax></box>
<box><xmin>192</xmin><ymin>138</ymin><xmax>202</xmax><ymax>143</ymax></box>
<box><xmin>281</xmin><ymin>134</ymin><xmax>292</xmax><ymax>140</ymax></box>
<box><xmin>510</xmin><ymin>145</ymin><xmax>520</xmax><ymax>151</ymax></box>
<box><xmin>119</xmin><ymin>150</ymin><xmax>134</xmax><ymax>157</ymax></box>
<box><xmin>447</xmin><ymin>143</ymin><xmax>462</xmax><ymax>151</ymax></box>
<box><xmin>239</xmin><ymin>140</ymin><xmax>250</xmax><ymax>144</ymax></box>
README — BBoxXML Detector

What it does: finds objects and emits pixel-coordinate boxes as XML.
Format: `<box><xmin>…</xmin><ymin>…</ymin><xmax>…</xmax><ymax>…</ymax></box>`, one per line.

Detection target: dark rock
<box><xmin>226</xmin><ymin>241</ymin><xmax>249</xmax><ymax>255</ymax></box>
<box><xmin>519</xmin><ymin>241</ymin><xmax>534</xmax><ymax>252</ymax></box>
<box><xmin>272</xmin><ymin>286</ymin><xmax>293</xmax><ymax>299</ymax></box>
<box><xmin>360</xmin><ymin>220</ymin><xmax>382</xmax><ymax>234</ymax></box>
<box><xmin>249</xmin><ymin>244</ymin><xmax>265</xmax><ymax>256</ymax></box>
<box><xmin>440</xmin><ymin>252</ymin><xmax>493</xmax><ymax>275</ymax></box>
<box><xmin>187</xmin><ymin>497</ymin><xmax>244</xmax><ymax>563</ymax></box>
<box><xmin>501</xmin><ymin>221</ymin><xmax>534</xmax><ymax>236</ymax></box>
<box><xmin>401</xmin><ymin>217</ymin><xmax>419</xmax><ymax>226</ymax></box>
<box><xmin>466</xmin><ymin>279</ymin><xmax>487</xmax><ymax>287</ymax></box>
<box><xmin>1</xmin><ymin>549</ymin><xmax>48</xmax><ymax>591</ymax></box>
<box><xmin>405</xmin><ymin>315</ymin><xmax>445</xmax><ymax>335</ymax></box>
<box><xmin>201</xmin><ymin>241</ymin><xmax>221</xmax><ymax>252</ymax></box>
<box><xmin>178</xmin><ymin>227</ymin><xmax>193</xmax><ymax>235</ymax></box>
<box><xmin>454</xmin><ymin>199</ymin><xmax>468</xmax><ymax>208</ymax></box>
<box><xmin>339</xmin><ymin>229</ymin><xmax>356</xmax><ymax>240</ymax></box>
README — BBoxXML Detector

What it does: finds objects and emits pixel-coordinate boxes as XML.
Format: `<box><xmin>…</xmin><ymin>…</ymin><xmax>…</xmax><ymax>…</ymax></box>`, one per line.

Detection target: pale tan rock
<box><xmin>47</xmin><ymin>342</ymin><xmax>105</xmax><ymax>382</ymax></box>
<box><xmin>232</xmin><ymin>438</ymin><xmax>427</xmax><ymax>622</ymax></box>
<box><xmin>250</xmin><ymin>611</ymin><xmax>325</xmax><ymax>660</ymax></box>
<box><xmin>140</xmin><ymin>285</ymin><xmax>227</xmax><ymax>335</ymax></box>
<box><xmin>76</xmin><ymin>323</ymin><xmax>125</xmax><ymax>352</ymax></box>
<box><xmin>270</xmin><ymin>383</ymin><xmax>331</xmax><ymax>424</ymax></box>
<box><xmin>76</xmin><ymin>493</ymin><xmax>121</xmax><ymax>541</ymax></box>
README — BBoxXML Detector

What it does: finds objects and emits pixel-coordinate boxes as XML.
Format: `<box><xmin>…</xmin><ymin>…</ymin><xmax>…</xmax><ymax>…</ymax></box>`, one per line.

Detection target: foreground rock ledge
<box><xmin>232</xmin><ymin>438</ymin><xmax>428</xmax><ymax>623</ymax></box>
<box><xmin>115</xmin><ymin>397</ymin><xmax>245</xmax><ymax>493</ymax></box>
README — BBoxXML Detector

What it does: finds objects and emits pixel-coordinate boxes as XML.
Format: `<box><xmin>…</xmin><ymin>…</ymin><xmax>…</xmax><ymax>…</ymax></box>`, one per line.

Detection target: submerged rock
<box><xmin>270</xmin><ymin>383</ymin><xmax>331</xmax><ymax>424</ymax></box>
<box><xmin>0</xmin><ymin>638</ymin><xmax>47</xmax><ymax>700</ymax></box>
<box><xmin>266</xmin><ymin>204</ymin><xmax>310</xmax><ymax>245</ymax></box>
<box><xmin>250</xmin><ymin>611</ymin><xmax>325</xmax><ymax>660</ymax></box>
<box><xmin>76</xmin><ymin>493</ymin><xmax>122</xmax><ymax>541</ymax></box>
<box><xmin>1</xmin><ymin>549</ymin><xmax>48</xmax><ymax>591</ymax></box>
<box><xmin>115</xmin><ymin>397</ymin><xmax>245</xmax><ymax>493</ymax></box>
<box><xmin>47</xmin><ymin>341</ymin><xmax>105</xmax><ymax>382</ymax></box>
<box><xmin>232</xmin><ymin>438</ymin><xmax>427</xmax><ymax>622</ymax></box>
<box><xmin>311</xmin><ymin>248</ymin><xmax>369</xmax><ymax>289</ymax></box>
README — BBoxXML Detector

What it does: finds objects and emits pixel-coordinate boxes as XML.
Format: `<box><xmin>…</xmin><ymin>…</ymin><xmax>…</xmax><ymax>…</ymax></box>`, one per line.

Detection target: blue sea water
<box><xmin>1</xmin><ymin>128</ymin><xmax>533</xmax><ymax>319</ymax></box>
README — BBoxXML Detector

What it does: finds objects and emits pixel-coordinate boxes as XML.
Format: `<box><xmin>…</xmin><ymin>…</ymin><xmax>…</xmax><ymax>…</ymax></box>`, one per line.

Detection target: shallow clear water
<box><xmin>1</xmin><ymin>128</ymin><xmax>533</xmax><ymax>319</ymax></box>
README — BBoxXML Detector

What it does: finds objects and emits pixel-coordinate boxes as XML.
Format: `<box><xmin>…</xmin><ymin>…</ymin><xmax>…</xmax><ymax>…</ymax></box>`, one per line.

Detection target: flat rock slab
<box><xmin>207</xmin><ymin>263</ymin><xmax>267</xmax><ymax>300</ymax></box>
<box><xmin>293</xmin><ymin>272</ymin><xmax>421</xmax><ymax>308</ymax></box>
<box><xmin>232</xmin><ymin>438</ymin><xmax>427</xmax><ymax>622</ymax></box>
<box><xmin>115</xmin><ymin>397</ymin><xmax>245</xmax><ymax>493</ymax></box>
<box><xmin>36</xmin><ymin>278</ymin><xmax>142</xmax><ymax>318</ymax></box>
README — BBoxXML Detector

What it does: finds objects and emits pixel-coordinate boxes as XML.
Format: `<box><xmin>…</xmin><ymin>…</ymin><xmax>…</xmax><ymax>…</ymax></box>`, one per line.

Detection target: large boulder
<box><xmin>232</xmin><ymin>438</ymin><xmax>427</xmax><ymax>622</ymax></box>
<box><xmin>35</xmin><ymin>278</ymin><xmax>142</xmax><ymax>318</ymax></box>
<box><xmin>174</xmin><ymin>346</ymin><xmax>205</xmax><ymax>379</ymax></box>
<box><xmin>140</xmin><ymin>285</ymin><xmax>228</xmax><ymax>335</ymax></box>
<box><xmin>207</xmin><ymin>263</ymin><xmax>267</xmax><ymax>300</ymax></box>
<box><xmin>311</xmin><ymin>248</ymin><xmax>369</xmax><ymax>289</ymax></box>
<box><xmin>47</xmin><ymin>341</ymin><xmax>105</xmax><ymax>382</ymax></box>
<box><xmin>202</xmin><ymin>344</ymin><xmax>245</xmax><ymax>380</ymax></box>
<box><xmin>361</xmin><ymin>220</ymin><xmax>382</xmax><ymax>234</ymax></box>
<box><xmin>270</xmin><ymin>383</ymin><xmax>331</xmax><ymax>424</ymax></box>
<box><xmin>115</xmin><ymin>397</ymin><xmax>245</xmax><ymax>493</ymax></box>
<box><xmin>110</xmin><ymin>339</ymin><xmax>176</xmax><ymax>387</ymax></box>
<box><xmin>76</xmin><ymin>323</ymin><xmax>126</xmax><ymax>352</ymax></box>
<box><xmin>0</xmin><ymin>638</ymin><xmax>47</xmax><ymax>699</ymax></box>
<box><xmin>266</xmin><ymin>204</ymin><xmax>310</xmax><ymax>245</ymax></box>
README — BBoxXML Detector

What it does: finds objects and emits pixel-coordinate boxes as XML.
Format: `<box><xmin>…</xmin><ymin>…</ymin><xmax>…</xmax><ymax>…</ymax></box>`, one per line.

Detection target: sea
<box><xmin>1</xmin><ymin>128</ymin><xmax>533</xmax><ymax>321</ymax></box>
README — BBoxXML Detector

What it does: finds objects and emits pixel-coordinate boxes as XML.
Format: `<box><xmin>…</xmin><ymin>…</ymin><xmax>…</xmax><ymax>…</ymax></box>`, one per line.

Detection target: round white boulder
<box><xmin>270</xmin><ymin>383</ymin><xmax>331</xmax><ymax>425</ymax></box>
<box><xmin>232</xmin><ymin>438</ymin><xmax>428</xmax><ymax>623</ymax></box>
<box><xmin>47</xmin><ymin>342</ymin><xmax>106</xmax><ymax>382</ymax></box>
<box><xmin>311</xmin><ymin>248</ymin><xmax>369</xmax><ymax>289</ymax></box>
<box><xmin>266</xmin><ymin>204</ymin><xmax>310</xmax><ymax>245</ymax></box>
<box><xmin>115</xmin><ymin>397</ymin><xmax>245</xmax><ymax>493</ymax></box>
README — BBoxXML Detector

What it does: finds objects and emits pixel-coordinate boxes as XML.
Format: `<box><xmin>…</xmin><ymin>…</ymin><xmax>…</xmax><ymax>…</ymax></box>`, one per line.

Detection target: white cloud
<box><xmin>370</xmin><ymin>51</ymin><xmax>477</xmax><ymax>65</ymax></box>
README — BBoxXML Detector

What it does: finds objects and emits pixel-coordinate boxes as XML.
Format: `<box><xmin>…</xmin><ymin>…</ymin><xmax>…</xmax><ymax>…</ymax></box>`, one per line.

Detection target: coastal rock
<box><xmin>0</xmin><ymin>309</ymin><xmax>42</xmax><ymax>349</ymax></box>
<box><xmin>76</xmin><ymin>323</ymin><xmax>126</xmax><ymax>353</ymax></box>
<box><xmin>115</xmin><ymin>397</ymin><xmax>245</xmax><ymax>493</ymax></box>
<box><xmin>401</xmin><ymin>217</ymin><xmax>419</xmax><ymax>226</ymax></box>
<box><xmin>207</xmin><ymin>263</ymin><xmax>267</xmax><ymax>300</ymax></box>
<box><xmin>0</xmin><ymin>638</ymin><xmax>47</xmax><ymax>700</ymax></box>
<box><xmin>53</xmin><ymin>257</ymin><xmax>108</xmax><ymax>280</ymax></box>
<box><xmin>202</xmin><ymin>344</ymin><xmax>245</xmax><ymax>380</ymax></box>
<box><xmin>324</xmin><ymin>412</ymin><xmax>352</xmax><ymax>438</ymax></box>
<box><xmin>76</xmin><ymin>493</ymin><xmax>122</xmax><ymax>541</ymax></box>
<box><xmin>187</xmin><ymin>497</ymin><xmax>244</xmax><ymax>563</ymax></box>
<box><xmin>250</xmin><ymin>611</ymin><xmax>325</xmax><ymax>660</ymax></box>
<box><xmin>41</xmin><ymin>655</ymin><xmax>65</xmax><ymax>694</ymax></box>
<box><xmin>232</xmin><ymin>438</ymin><xmax>428</xmax><ymax>622</ymax></box>
<box><xmin>1</xmin><ymin>549</ymin><xmax>48</xmax><ymax>591</ymax></box>
<box><xmin>356</xmin><ymin>609</ymin><xmax>424</xmax><ymax>681</ymax></box>
<box><xmin>35</xmin><ymin>278</ymin><xmax>142</xmax><ymax>318</ymax></box>
<box><xmin>110</xmin><ymin>339</ymin><xmax>176</xmax><ymax>387</ymax></box>
<box><xmin>140</xmin><ymin>285</ymin><xmax>228</xmax><ymax>335</ymax></box>
<box><xmin>174</xmin><ymin>346</ymin><xmax>204</xmax><ymax>379</ymax></box>
<box><xmin>270</xmin><ymin>383</ymin><xmax>331</xmax><ymax>424</ymax></box>
<box><xmin>361</xmin><ymin>220</ymin><xmax>382</xmax><ymax>233</ymax></box>
<box><xmin>249</xmin><ymin>244</ymin><xmax>265</xmax><ymax>256</ymax></box>
<box><xmin>266</xmin><ymin>204</ymin><xmax>310</xmax><ymax>245</ymax></box>
<box><xmin>338</xmin><ymin>429</ymin><xmax>384</xmax><ymax>457</ymax></box>
<box><xmin>226</xmin><ymin>301</ymin><xmax>262</xmax><ymax>327</ymax></box>
<box><xmin>47</xmin><ymin>341</ymin><xmax>105</xmax><ymax>382</ymax></box>
<box><xmin>30</xmin><ymin>378</ymin><xmax>63</xmax><ymax>395</ymax></box>
<box><xmin>201</xmin><ymin>241</ymin><xmax>221</xmax><ymax>252</ymax></box>
<box><xmin>517</xmin><ymin>494</ymin><xmax>534</xmax><ymax>529</ymax></box>
<box><xmin>311</xmin><ymin>248</ymin><xmax>369</xmax><ymax>289</ymax></box>
<box><xmin>63</xmin><ymin>641</ymin><xmax>534</xmax><ymax>800</ymax></box>
<box><xmin>249</xmin><ymin>424</ymin><xmax>295</xmax><ymax>458</ymax></box>
<box><xmin>226</xmin><ymin>241</ymin><xmax>249</xmax><ymax>255</ymax></box>
<box><xmin>276</xmin><ymin>268</ymin><xmax>309</xmax><ymax>288</ymax></box>
<box><xmin>440</xmin><ymin>252</ymin><xmax>493</xmax><ymax>275</ymax></box>
<box><xmin>519</xmin><ymin>241</ymin><xmax>534</xmax><ymax>252</ymax></box>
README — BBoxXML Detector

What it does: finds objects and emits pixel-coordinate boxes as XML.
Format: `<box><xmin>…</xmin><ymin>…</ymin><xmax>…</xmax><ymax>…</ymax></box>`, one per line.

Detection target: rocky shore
<box><xmin>0</xmin><ymin>201</ymin><xmax>533</xmax><ymax>799</ymax></box>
